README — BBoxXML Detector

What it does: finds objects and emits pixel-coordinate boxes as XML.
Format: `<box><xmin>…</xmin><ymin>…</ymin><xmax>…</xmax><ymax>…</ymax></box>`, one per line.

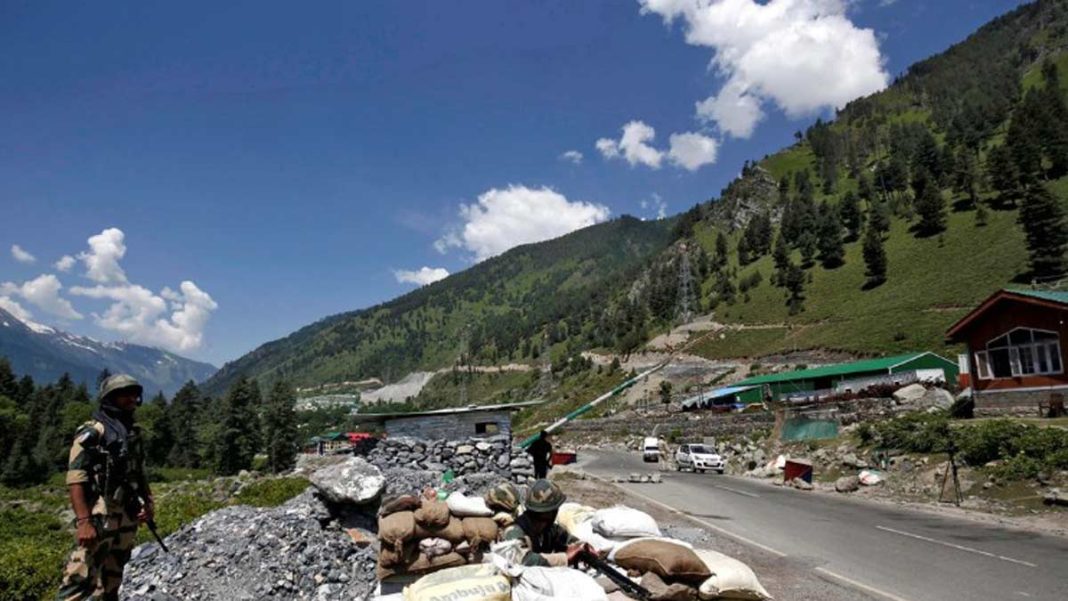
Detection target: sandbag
<box><xmin>641</xmin><ymin>571</ymin><xmax>699</xmax><ymax>601</ymax></box>
<box><xmin>419</xmin><ymin>537</ymin><xmax>452</xmax><ymax>558</ymax></box>
<box><xmin>512</xmin><ymin>566</ymin><xmax>608</xmax><ymax>601</ymax></box>
<box><xmin>379</xmin><ymin>543</ymin><xmax>419</xmax><ymax>569</ymax></box>
<box><xmin>379</xmin><ymin>511</ymin><xmax>416</xmax><ymax>553</ymax></box>
<box><xmin>447</xmin><ymin>491</ymin><xmax>494</xmax><ymax>517</ymax></box>
<box><xmin>695</xmin><ymin>549</ymin><xmax>773</xmax><ymax>601</ymax></box>
<box><xmin>415</xmin><ymin>516</ymin><xmax>466</xmax><ymax>544</ymax></box>
<box><xmin>571</xmin><ymin>518</ymin><xmax>626</xmax><ymax>554</ymax></box>
<box><xmin>492</xmin><ymin>511</ymin><xmax>515</xmax><ymax>528</ymax></box>
<box><xmin>592</xmin><ymin>506</ymin><xmax>661</xmax><ymax>539</ymax></box>
<box><xmin>612</xmin><ymin>539</ymin><xmax>711</xmax><ymax>584</ymax></box>
<box><xmin>462</xmin><ymin>517</ymin><xmax>500</xmax><ymax>547</ymax></box>
<box><xmin>608</xmin><ymin>537</ymin><xmax>693</xmax><ymax>561</ymax></box>
<box><xmin>381</xmin><ymin>494</ymin><xmax>422</xmax><ymax>517</ymax></box>
<box><xmin>377</xmin><ymin>551</ymin><xmax>467</xmax><ymax>580</ymax></box>
<box><xmin>414</xmin><ymin>499</ymin><xmax>451</xmax><ymax>528</ymax></box>
<box><xmin>403</xmin><ymin>563</ymin><xmax>510</xmax><ymax>601</ymax></box>
<box><xmin>556</xmin><ymin>502</ymin><xmax>595</xmax><ymax>534</ymax></box>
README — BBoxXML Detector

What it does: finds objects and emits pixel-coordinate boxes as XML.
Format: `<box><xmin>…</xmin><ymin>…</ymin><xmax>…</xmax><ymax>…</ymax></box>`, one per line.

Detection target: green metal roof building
<box><xmin>733</xmin><ymin>352</ymin><xmax>959</xmax><ymax>403</ymax></box>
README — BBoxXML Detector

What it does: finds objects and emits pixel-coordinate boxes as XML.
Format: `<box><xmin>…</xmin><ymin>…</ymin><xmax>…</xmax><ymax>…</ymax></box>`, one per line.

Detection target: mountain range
<box><xmin>0</xmin><ymin>308</ymin><xmax>217</xmax><ymax>397</ymax></box>
<box><xmin>173</xmin><ymin>2</ymin><xmax>1068</xmax><ymax>398</ymax></box>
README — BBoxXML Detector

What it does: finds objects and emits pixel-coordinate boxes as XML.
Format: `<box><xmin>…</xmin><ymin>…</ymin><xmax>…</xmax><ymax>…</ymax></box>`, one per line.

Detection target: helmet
<box><xmin>485</xmin><ymin>481</ymin><xmax>521</xmax><ymax>513</ymax></box>
<box><xmin>98</xmin><ymin>374</ymin><xmax>143</xmax><ymax>404</ymax></box>
<box><xmin>525</xmin><ymin>479</ymin><xmax>566</xmax><ymax>513</ymax></box>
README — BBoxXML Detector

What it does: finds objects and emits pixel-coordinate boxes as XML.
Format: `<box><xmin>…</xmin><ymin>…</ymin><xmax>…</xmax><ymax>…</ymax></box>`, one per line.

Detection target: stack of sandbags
<box><xmin>557</xmin><ymin>504</ymin><xmax>662</xmax><ymax>554</ymax></box>
<box><xmin>402</xmin><ymin>564</ymin><xmax>511</xmax><ymax>601</ymax></box>
<box><xmin>376</xmin><ymin>492</ymin><xmax>503</xmax><ymax>580</ymax></box>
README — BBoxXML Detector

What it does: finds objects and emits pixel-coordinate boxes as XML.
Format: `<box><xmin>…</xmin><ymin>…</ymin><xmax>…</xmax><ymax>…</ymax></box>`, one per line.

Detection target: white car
<box><xmin>642</xmin><ymin>437</ymin><xmax>660</xmax><ymax>462</ymax></box>
<box><xmin>675</xmin><ymin>443</ymin><xmax>724</xmax><ymax>474</ymax></box>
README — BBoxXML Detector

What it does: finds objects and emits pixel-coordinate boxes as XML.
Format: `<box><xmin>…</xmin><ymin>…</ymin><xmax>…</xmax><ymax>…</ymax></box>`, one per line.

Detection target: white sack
<box><xmin>512</xmin><ymin>566</ymin><xmax>608</xmax><ymax>601</ymax></box>
<box><xmin>695</xmin><ymin>549</ymin><xmax>773</xmax><ymax>601</ymax></box>
<box><xmin>591</xmin><ymin>506</ymin><xmax>661</xmax><ymax>539</ymax></box>
<box><xmin>446</xmin><ymin>491</ymin><xmax>494</xmax><ymax>517</ymax></box>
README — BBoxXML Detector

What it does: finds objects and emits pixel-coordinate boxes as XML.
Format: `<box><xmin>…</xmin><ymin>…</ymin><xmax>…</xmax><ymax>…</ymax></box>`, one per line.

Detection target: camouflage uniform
<box><xmin>500</xmin><ymin>479</ymin><xmax>576</xmax><ymax>567</ymax></box>
<box><xmin>57</xmin><ymin>376</ymin><xmax>148</xmax><ymax>601</ymax></box>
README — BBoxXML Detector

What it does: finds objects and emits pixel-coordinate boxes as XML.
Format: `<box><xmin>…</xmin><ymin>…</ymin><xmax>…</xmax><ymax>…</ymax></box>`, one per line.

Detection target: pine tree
<box><xmin>798</xmin><ymin>231</ymin><xmax>818</xmax><ymax>268</ymax></box>
<box><xmin>913</xmin><ymin>169</ymin><xmax>947</xmax><ymax>236</ymax></box>
<box><xmin>839</xmin><ymin>191</ymin><xmax>863</xmax><ymax>241</ymax></box>
<box><xmin>263</xmin><ymin>380</ymin><xmax>299</xmax><ymax>474</ymax></box>
<box><xmin>772</xmin><ymin>232</ymin><xmax>790</xmax><ymax>279</ymax></box>
<box><xmin>986</xmin><ymin>144</ymin><xmax>1020</xmax><ymax>205</ymax></box>
<box><xmin>0</xmin><ymin>358</ymin><xmax>17</xmax><ymax>400</ymax></box>
<box><xmin>213</xmin><ymin>376</ymin><xmax>261</xmax><ymax>475</ymax></box>
<box><xmin>862</xmin><ymin>224</ymin><xmax>888</xmax><ymax>288</ymax></box>
<box><xmin>168</xmin><ymin>381</ymin><xmax>205</xmax><ymax>468</ymax></box>
<box><xmin>816</xmin><ymin>204</ymin><xmax>845</xmax><ymax>268</ymax></box>
<box><xmin>868</xmin><ymin>199</ymin><xmax>891</xmax><ymax>234</ymax></box>
<box><xmin>141</xmin><ymin>391</ymin><xmax>174</xmax><ymax>466</ymax></box>
<box><xmin>782</xmin><ymin>262</ymin><xmax>806</xmax><ymax>315</ymax></box>
<box><xmin>1018</xmin><ymin>182</ymin><xmax>1068</xmax><ymax>278</ymax></box>
<box><xmin>714</xmin><ymin>232</ymin><xmax>729</xmax><ymax>269</ymax></box>
<box><xmin>1041</xmin><ymin>60</ymin><xmax>1068</xmax><ymax>177</ymax></box>
<box><xmin>952</xmin><ymin>147</ymin><xmax>981</xmax><ymax>209</ymax></box>
<box><xmin>975</xmin><ymin>200</ymin><xmax>989</xmax><ymax>227</ymax></box>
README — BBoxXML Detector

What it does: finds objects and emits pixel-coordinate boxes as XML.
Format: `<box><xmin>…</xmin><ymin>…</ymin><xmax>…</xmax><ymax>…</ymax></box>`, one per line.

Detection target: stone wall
<box><xmin>364</xmin><ymin>434</ymin><xmax>534</xmax><ymax>484</ymax></box>
<box><xmin>974</xmin><ymin>389</ymin><xmax>1064</xmax><ymax>416</ymax></box>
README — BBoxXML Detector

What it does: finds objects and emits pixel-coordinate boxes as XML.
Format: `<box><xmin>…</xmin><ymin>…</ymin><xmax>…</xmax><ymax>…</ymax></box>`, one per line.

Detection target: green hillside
<box><xmin>207</xmin><ymin>0</ymin><xmax>1068</xmax><ymax>397</ymax></box>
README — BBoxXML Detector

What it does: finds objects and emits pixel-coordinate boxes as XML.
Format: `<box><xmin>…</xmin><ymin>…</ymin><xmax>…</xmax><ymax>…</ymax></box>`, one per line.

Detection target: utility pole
<box><xmin>537</xmin><ymin>329</ymin><xmax>552</xmax><ymax>400</ymax></box>
<box><xmin>458</xmin><ymin>323</ymin><xmax>470</xmax><ymax>406</ymax></box>
<box><xmin>676</xmin><ymin>242</ymin><xmax>695</xmax><ymax>326</ymax></box>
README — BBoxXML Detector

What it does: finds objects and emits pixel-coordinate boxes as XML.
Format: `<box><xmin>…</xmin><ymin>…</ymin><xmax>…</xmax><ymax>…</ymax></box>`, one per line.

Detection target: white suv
<box><xmin>675</xmin><ymin>443</ymin><xmax>724</xmax><ymax>474</ymax></box>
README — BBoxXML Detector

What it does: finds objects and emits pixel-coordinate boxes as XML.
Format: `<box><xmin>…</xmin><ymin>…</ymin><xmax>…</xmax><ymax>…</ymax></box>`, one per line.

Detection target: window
<box><xmin>475</xmin><ymin>422</ymin><xmax>499</xmax><ymax>435</ymax></box>
<box><xmin>978</xmin><ymin>328</ymin><xmax>1063</xmax><ymax>379</ymax></box>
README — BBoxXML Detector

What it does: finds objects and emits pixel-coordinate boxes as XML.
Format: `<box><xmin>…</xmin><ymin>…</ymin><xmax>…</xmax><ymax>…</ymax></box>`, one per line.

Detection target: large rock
<box><xmin>835</xmin><ymin>476</ymin><xmax>860</xmax><ymax>493</ymax></box>
<box><xmin>791</xmin><ymin>478</ymin><xmax>814</xmax><ymax>491</ymax></box>
<box><xmin>918</xmin><ymin>388</ymin><xmax>954</xmax><ymax>410</ymax></box>
<box><xmin>841</xmin><ymin>453</ymin><xmax>869</xmax><ymax>469</ymax></box>
<box><xmin>893</xmin><ymin>383</ymin><xmax>927</xmax><ymax>403</ymax></box>
<box><xmin>310</xmin><ymin>457</ymin><xmax>385</xmax><ymax>505</ymax></box>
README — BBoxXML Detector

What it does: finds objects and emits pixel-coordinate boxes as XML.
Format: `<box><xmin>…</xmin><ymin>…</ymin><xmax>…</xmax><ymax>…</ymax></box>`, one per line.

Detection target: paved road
<box><xmin>581</xmin><ymin>451</ymin><xmax>1068</xmax><ymax>601</ymax></box>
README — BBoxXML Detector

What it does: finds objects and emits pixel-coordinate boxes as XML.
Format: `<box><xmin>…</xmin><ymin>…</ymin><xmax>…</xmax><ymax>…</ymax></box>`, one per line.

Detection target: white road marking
<box><xmin>712</xmin><ymin>483</ymin><xmax>760</xmax><ymax>498</ymax></box>
<box><xmin>875</xmin><ymin>526</ymin><xmax>1038</xmax><ymax>568</ymax></box>
<box><xmin>814</xmin><ymin>567</ymin><xmax>916</xmax><ymax>601</ymax></box>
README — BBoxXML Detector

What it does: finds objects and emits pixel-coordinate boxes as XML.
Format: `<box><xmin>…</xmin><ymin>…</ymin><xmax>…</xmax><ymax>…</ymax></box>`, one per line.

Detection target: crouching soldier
<box><xmin>500</xmin><ymin>479</ymin><xmax>592</xmax><ymax>567</ymax></box>
<box><xmin>57</xmin><ymin>374</ymin><xmax>154</xmax><ymax>601</ymax></box>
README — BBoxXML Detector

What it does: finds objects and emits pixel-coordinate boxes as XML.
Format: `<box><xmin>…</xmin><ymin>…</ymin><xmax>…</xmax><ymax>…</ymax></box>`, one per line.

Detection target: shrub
<box><xmin>234</xmin><ymin>477</ymin><xmax>310</xmax><ymax>508</ymax></box>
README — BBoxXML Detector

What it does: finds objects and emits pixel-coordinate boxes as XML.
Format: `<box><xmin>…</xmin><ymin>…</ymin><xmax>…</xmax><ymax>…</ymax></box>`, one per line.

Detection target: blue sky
<box><xmin>0</xmin><ymin>1</ymin><xmax>1026</xmax><ymax>366</ymax></box>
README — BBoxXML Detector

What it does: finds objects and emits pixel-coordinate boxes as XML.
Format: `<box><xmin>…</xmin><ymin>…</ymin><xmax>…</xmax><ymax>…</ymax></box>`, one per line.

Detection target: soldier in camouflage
<box><xmin>56</xmin><ymin>374</ymin><xmax>154</xmax><ymax>601</ymax></box>
<box><xmin>500</xmin><ymin>479</ymin><xmax>592</xmax><ymax>567</ymax></box>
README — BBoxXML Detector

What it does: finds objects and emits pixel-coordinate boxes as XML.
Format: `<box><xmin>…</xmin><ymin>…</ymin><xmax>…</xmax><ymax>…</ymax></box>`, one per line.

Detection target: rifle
<box><xmin>576</xmin><ymin>549</ymin><xmax>651</xmax><ymax>600</ymax></box>
<box><xmin>135</xmin><ymin>492</ymin><xmax>169</xmax><ymax>553</ymax></box>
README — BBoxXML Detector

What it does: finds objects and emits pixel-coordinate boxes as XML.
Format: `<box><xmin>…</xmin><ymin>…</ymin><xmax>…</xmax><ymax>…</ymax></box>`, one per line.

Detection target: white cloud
<box><xmin>11</xmin><ymin>245</ymin><xmax>35</xmax><ymax>264</ymax></box>
<box><xmin>0</xmin><ymin>274</ymin><xmax>82</xmax><ymax>320</ymax></box>
<box><xmin>78</xmin><ymin>227</ymin><xmax>128</xmax><ymax>284</ymax></box>
<box><xmin>55</xmin><ymin>255</ymin><xmax>76</xmax><ymax>272</ymax></box>
<box><xmin>559</xmin><ymin>150</ymin><xmax>584</xmax><ymax>164</ymax></box>
<box><xmin>0</xmin><ymin>295</ymin><xmax>34</xmax><ymax>322</ymax></box>
<box><xmin>394</xmin><ymin>267</ymin><xmax>451</xmax><ymax>286</ymax></box>
<box><xmin>436</xmin><ymin>185</ymin><xmax>611</xmax><ymax>261</ymax></box>
<box><xmin>597</xmin><ymin>121</ymin><xmax>665</xmax><ymax>169</ymax></box>
<box><xmin>668</xmin><ymin>131</ymin><xmax>719</xmax><ymax>170</ymax></box>
<box><xmin>71</xmin><ymin>280</ymin><xmax>218</xmax><ymax>353</ymax></box>
<box><xmin>641</xmin><ymin>0</ymin><xmax>889</xmax><ymax>138</ymax></box>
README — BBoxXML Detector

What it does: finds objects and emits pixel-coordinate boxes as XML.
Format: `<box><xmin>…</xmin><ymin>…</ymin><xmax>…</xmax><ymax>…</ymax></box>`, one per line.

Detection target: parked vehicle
<box><xmin>642</xmin><ymin>437</ymin><xmax>660</xmax><ymax>462</ymax></box>
<box><xmin>675</xmin><ymin>443</ymin><xmax>724</xmax><ymax>474</ymax></box>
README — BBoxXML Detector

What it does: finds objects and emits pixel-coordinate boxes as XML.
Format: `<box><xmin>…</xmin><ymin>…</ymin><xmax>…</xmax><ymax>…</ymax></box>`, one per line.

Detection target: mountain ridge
<box><xmin>0</xmin><ymin>308</ymin><xmax>217</xmax><ymax>397</ymax></box>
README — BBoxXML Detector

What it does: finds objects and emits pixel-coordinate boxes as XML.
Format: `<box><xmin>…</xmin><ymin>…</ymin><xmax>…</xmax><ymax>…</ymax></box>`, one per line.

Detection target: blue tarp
<box><xmin>680</xmin><ymin>385</ymin><xmax>757</xmax><ymax>409</ymax></box>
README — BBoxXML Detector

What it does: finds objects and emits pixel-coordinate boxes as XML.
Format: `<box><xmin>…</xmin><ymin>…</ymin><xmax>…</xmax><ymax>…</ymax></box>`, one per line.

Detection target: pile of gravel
<box><xmin>122</xmin><ymin>489</ymin><xmax>377</xmax><ymax>601</ymax></box>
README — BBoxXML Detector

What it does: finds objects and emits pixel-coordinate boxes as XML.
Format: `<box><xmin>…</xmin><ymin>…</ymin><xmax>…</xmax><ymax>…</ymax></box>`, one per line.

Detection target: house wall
<box><xmin>962</xmin><ymin>299</ymin><xmax>1068</xmax><ymax>394</ymax></box>
<box><xmin>384</xmin><ymin>410</ymin><xmax>512</xmax><ymax>440</ymax></box>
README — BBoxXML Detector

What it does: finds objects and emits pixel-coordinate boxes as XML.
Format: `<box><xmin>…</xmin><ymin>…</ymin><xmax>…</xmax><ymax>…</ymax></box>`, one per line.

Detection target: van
<box><xmin>642</xmin><ymin>437</ymin><xmax>660</xmax><ymax>462</ymax></box>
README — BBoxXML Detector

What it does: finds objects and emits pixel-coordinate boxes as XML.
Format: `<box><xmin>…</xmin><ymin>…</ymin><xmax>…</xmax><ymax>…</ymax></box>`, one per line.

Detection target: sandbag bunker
<box><xmin>373</xmin><ymin>482</ymin><xmax>772</xmax><ymax>600</ymax></box>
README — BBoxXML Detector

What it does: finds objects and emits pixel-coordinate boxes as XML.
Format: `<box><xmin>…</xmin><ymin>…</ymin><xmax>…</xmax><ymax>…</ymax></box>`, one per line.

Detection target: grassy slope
<box><xmin>690</xmin><ymin>199</ymin><xmax>1033</xmax><ymax>361</ymax></box>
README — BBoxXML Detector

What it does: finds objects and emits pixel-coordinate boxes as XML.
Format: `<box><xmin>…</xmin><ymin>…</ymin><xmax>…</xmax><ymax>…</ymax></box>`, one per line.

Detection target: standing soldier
<box><xmin>657</xmin><ymin>435</ymin><xmax>673</xmax><ymax>472</ymax></box>
<box><xmin>57</xmin><ymin>374</ymin><xmax>154</xmax><ymax>601</ymax></box>
<box><xmin>527</xmin><ymin>430</ymin><xmax>553</xmax><ymax>480</ymax></box>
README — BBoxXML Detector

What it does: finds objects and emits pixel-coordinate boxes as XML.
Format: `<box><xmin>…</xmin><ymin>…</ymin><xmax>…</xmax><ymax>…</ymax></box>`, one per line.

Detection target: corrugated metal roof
<box><xmin>680</xmin><ymin>385</ymin><xmax>757</xmax><ymax>408</ymax></box>
<box><xmin>350</xmin><ymin>400</ymin><xmax>544</xmax><ymax>423</ymax></box>
<box><xmin>1006</xmin><ymin>289</ymin><xmax>1068</xmax><ymax>305</ymax></box>
<box><xmin>736</xmin><ymin>353</ymin><xmax>927</xmax><ymax>385</ymax></box>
